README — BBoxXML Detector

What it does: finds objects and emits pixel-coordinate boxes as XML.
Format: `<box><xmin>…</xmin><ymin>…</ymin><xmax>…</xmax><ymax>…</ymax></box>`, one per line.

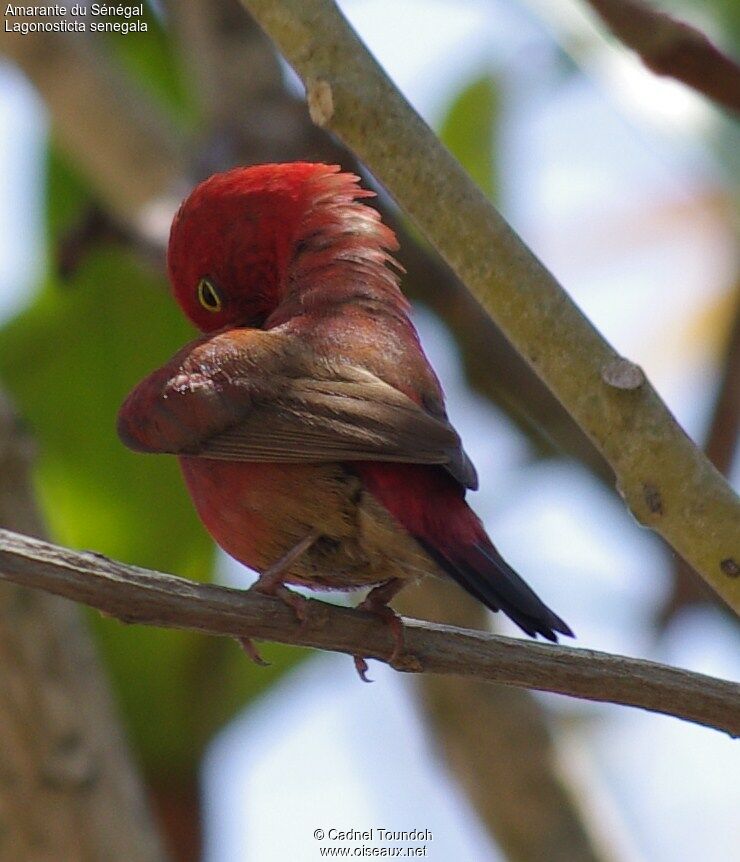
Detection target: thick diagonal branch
<box><xmin>662</xmin><ymin>286</ymin><xmax>740</xmax><ymax>622</ymax></box>
<box><xmin>239</xmin><ymin>0</ymin><xmax>740</xmax><ymax>612</ymax></box>
<box><xmin>0</xmin><ymin>528</ymin><xmax>737</xmax><ymax>737</ymax></box>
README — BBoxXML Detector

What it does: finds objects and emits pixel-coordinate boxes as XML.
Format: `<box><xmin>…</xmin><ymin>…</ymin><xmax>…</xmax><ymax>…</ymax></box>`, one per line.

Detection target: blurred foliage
<box><xmin>439</xmin><ymin>74</ymin><xmax>500</xmax><ymax>202</ymax></box>
<box><xmin>98</xmin><ymin>2</ymin><xmax>196</xmax><ymax>123</ymax></box>
<box><xmin>0</xmin><ymin>140</ymin><xmax>304</xmax><ymax>776</ymax></box>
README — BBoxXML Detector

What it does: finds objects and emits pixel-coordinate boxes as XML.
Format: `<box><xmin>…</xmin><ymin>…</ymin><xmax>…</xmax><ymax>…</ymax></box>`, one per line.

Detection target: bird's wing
<box><xmin>118</xmin><ymin>328</ymin><xmax>477</xmax><ymax>488</ymax></box>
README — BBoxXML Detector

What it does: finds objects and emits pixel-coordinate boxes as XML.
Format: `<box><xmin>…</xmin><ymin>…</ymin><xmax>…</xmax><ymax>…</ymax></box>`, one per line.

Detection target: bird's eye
<box><xmin>197</xmin><ymin>277</ymin><xmax>223</xmax><ymax>312</ymax></box>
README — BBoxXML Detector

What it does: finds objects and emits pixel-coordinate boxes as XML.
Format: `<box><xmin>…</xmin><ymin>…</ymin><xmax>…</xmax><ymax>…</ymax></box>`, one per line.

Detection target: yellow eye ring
<box><xmin>197</xmin><ymin>277</ymin><xmax>222</xmax><ymax>312</ymax></box>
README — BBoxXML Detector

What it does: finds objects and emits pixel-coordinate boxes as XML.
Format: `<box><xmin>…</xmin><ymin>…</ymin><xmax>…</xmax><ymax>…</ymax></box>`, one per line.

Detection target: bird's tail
<box><xmin>353</xmin><ymin>462</ymin><xmax>572</xmax><ymax>641</ymax></box>
<box><xmin>419</xmin><ymin>536</ymin><xmax>573</xmax><ymax>642</ymax></box>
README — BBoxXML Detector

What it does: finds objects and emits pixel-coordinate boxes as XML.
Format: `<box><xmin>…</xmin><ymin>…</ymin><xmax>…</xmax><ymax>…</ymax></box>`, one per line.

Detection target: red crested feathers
<box><xmin>168</xmin><ymin>162</ymin><xmax>405</xmax><ymax>333</ymax></box>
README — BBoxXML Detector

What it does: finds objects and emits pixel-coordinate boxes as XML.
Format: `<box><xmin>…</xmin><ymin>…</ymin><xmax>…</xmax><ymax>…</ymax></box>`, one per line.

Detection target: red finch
<box><xmin>118</xmin><ymin>163</ymin><xmax>571</xmax><ymax>670</ymax></box>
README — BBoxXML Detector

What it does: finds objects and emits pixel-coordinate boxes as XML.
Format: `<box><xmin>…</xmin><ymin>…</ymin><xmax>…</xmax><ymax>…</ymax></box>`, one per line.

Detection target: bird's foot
<box><xmin>239</xmin><ymin>579</ymin><xmax>327</xmax><ymax>669</ymax></box>
<box><xmin>352</xmin><ymin>579</ymin><xmax>410</xmax><ymax>682</ymax></box>
<box><xmin>359</xmin><ymin>599</ymin><xmax>405</xmax><ymax>665</ymax></box>
<box><xmin>246</xmin><ymin>530</ymin><xmax>327</xmax><ymax>629</ymax></box>
<box><xmin>249</xmin><ymin>577</ymin><xmax>314</xmax><ymax>627</ymax></box>
<box><xmin>273</xmin><ymin>583</ymin><xmax>312</xmax><ymax>624</ymax></box>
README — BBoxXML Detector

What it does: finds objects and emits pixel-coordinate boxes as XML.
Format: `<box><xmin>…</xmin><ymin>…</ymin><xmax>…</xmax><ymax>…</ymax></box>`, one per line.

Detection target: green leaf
<box><xmin>439</xmin><ymin>74</ymin><xmax>501</xmax><ymax>202</ymax></box>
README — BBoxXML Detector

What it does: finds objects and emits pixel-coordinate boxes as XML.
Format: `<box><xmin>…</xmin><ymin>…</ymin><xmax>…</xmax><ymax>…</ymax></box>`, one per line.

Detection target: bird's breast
<box><xmin>178</xmin><ymin>457</ymin><xmax>433</xmax><ymax>588</ymax></box>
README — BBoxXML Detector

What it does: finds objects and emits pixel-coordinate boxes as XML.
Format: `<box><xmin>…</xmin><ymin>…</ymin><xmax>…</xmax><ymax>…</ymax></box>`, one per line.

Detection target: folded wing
<box><xmin>118</xmin><ymin>328</ymin><xmax>478</xmax><ymax>489</ymax></box>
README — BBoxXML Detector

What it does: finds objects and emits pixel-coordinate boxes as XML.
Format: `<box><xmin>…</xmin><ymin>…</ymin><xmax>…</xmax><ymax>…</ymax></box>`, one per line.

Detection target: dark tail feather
<box><xmin>419</xmin><ymin>539</ymin><xmax>573</xmax><ymax>642</ymax></box>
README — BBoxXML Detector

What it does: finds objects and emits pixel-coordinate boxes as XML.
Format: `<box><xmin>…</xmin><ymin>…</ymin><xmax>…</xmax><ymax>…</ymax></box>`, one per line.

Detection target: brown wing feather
<box><xmin>118</xmin><ymin>328</ymin><xmax>478</xmax><ymax>489</ymax></box>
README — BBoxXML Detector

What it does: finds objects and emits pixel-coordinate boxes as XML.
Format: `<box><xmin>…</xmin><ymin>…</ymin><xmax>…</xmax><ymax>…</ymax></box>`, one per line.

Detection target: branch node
<box><xmin>601</xmin><ymin>357</ymin><xmax>645</xmax><ymax>390</ymax></box>
<box><xmin>306</xmin><ymin>77</ymin><xmax>334</xmax><ymax>127</ymax></box>
<box><xmin>642</xmin><ymin>482</ymin><xmax>664</xmax><ymax>515</ymax></box>
<box><xmin>720</xmin><ymin>558</ymin><xmax>739</xmax><ymax>578</ymax></box>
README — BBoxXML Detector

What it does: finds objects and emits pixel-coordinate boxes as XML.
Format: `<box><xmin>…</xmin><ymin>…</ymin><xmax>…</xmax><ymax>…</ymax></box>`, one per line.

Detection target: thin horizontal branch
<box><xmin>240</xmin><ymin>0</ymin><xmax>740</xmax><ymax>613</ymax></box>
<box><xmin>584</xmin><ymin>0</ymin><xmax>740</xmax><ymax>114</ymax></box>
<box><xmin>0</xmin><ymin>529</ymin><xmax>737</xmax><ymax>737</ymax></box>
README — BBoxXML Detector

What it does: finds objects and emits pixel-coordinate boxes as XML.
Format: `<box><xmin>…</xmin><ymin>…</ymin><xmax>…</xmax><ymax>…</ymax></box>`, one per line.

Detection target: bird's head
<box><xmin>167</xmin><ymin>162</ymin><xmax>400</xmax><ymax>332</ymax></box>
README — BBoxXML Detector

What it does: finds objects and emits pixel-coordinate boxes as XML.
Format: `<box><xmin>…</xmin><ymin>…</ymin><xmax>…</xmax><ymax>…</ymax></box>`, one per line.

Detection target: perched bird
<box><xmin>118</xmin><ymin>163</ymin><xmax>572</xmax><ymax>673</ymax></box>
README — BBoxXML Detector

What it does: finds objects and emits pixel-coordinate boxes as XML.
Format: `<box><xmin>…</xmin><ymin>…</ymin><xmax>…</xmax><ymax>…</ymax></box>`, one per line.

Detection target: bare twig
<box><xmin>239</xmin><ymin>0</ymin><xmax>740</xmax><ymax>611</ymax></box>
<box><xmin>583</xmin><ymin>0</ymin><xmax>740</xmax><ymax>114</ymax></box>
<box><xmin>0</xmin><ymin>529</ymin><xmax>737</xmax><ymax>737</ymax></box>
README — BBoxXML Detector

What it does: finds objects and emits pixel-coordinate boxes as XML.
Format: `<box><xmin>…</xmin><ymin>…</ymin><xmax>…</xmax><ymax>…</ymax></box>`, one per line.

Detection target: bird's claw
<box><xmin>358</xmin><ymin>595</ymin><xmax>406</xmax><ymax>665</ymax></box>
<box><xmin>353</xmin><ymin>655</ymin><xmax>373</xmax><ymax>682</ymax></box>
<box><xmin>237</xmin><ymin>636</ymin><xmax>270</xmax><ymax>667</ymax></box>
<box><xmin>351</xmin><ymin>592</ymin><xmax>417</xmax><ymax>681</ymax></box>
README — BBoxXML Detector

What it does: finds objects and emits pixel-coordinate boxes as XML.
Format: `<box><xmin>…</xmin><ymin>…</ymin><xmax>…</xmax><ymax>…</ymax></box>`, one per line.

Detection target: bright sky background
<box><xmin>0</xmin><ymin>1</ymin><xmax>738</xmax><ymax>860</ymax></box>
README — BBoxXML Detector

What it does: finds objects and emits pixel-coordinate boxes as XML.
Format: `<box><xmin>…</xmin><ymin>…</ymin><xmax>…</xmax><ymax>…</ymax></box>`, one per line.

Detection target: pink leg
<box><xmin>253</xmin><ymin>529</ymin><xmax>321</xmax><ymax>594</ymax></box>
<box><xmin>353</xmin><ymin>578</ymin><xmax>407</xmax><ymax>682</ymax></box>
<box><xmin>243</xmin><ymin>530</ymin><xmax>321</xmax><ymax>663</ymax></box>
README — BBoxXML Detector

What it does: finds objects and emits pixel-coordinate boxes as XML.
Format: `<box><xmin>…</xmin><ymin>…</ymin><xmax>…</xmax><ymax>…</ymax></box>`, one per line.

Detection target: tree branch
<box><xmin>0</xmin><ymin>528</ymin><xmax>737</xmax><ymax>737</ymax></box>
<box><xmin>239</xmin><ymin>0</ymin><xmax>740</xmax><ymax>612</ymax></box>
<box><xmin>662</xmin><ymin>284</ymin><xmax>740</xmax><ymax>623</ymax></box>
<box><xmin>583</xmin><ymin>0</ymin><xmax>740</xmax><ymax>114</ymax></box>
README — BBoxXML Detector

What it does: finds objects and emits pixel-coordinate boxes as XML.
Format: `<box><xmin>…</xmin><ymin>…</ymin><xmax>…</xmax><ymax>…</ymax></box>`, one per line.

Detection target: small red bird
<box><xmin>118</xmin><ymin>163</ymin><xmax>571</xmax><ymax>670</ymax></box>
